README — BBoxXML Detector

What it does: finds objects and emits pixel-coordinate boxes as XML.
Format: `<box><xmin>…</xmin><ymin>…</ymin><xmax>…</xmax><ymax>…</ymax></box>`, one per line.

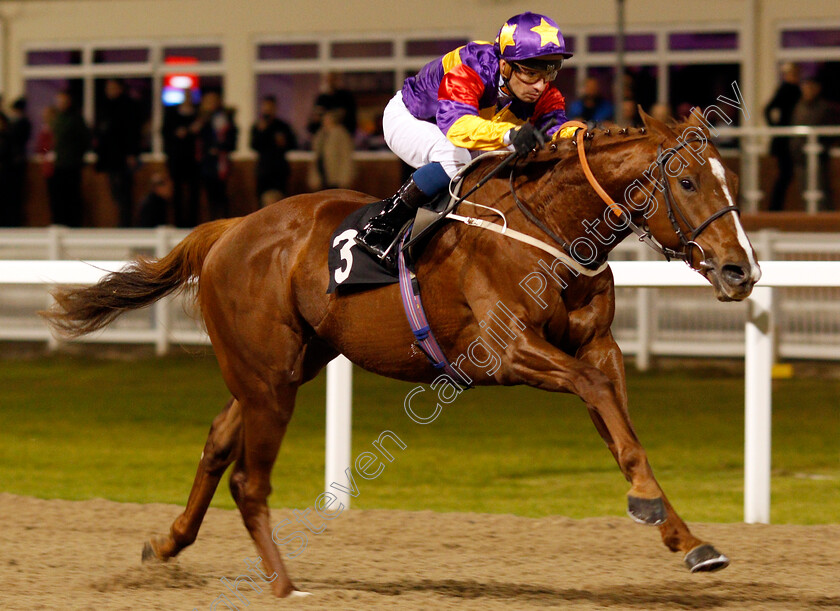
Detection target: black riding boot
<box><xmin>354</xmin><ymin>177</ymin><xmax>432</xmax><ymax>270</ymax></box>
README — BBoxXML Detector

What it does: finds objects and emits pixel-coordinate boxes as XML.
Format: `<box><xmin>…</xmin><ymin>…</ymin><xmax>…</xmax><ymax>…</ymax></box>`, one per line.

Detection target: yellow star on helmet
<box><xmin>498</xmin><ymin>22</ymin><xmax>517</xmax><ymax>54</ymax></box>
<box><xmin>531</xmin><ymin>18</ymin><xmax>561</xmax><ymax>48</ymax></box>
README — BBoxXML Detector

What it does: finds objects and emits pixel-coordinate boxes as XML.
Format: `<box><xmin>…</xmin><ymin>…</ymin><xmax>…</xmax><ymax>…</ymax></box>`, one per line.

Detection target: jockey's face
<box><xmin>500</xmin><ymin>60</ymin><xmax>551</xmax><ymax>103</ymax></box>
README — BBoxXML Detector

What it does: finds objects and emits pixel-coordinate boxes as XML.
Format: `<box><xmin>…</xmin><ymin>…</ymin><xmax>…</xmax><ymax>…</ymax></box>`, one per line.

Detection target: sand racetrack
<box><xmin>0</xmin><ymin>494</ymin><xmax>837</xmax><ymax>610</ymax></box>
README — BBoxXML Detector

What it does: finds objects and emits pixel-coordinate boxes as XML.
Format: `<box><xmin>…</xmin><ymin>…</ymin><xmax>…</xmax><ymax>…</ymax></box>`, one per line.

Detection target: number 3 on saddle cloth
<box><xmin>326</xmin><ymin>192</ymin><xmax>452</xmax><ymax>293</ymax></box>
<box><xmin>327</xmin><ymin>194</ymin><xmax>471</xmax><ymax>387</ymax></box>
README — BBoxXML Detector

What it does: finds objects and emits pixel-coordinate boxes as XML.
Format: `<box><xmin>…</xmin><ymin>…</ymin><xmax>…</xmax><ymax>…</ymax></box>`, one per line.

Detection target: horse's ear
<box><xmin>639</xmin><ymin>105</ymin><xmax>673</xmax><ymax>141</ymax></box>
<box><xmin>684</xmin><ymin>109</ymin><xmax>712</xmax><ymax>138</ymax></box>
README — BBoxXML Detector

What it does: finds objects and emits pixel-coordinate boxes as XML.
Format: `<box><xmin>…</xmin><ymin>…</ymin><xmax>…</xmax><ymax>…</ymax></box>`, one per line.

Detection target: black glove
<box><xmin>509</xmin><ymin>123</ymin><xmax>546</xmax><ymax>155</ymax></box>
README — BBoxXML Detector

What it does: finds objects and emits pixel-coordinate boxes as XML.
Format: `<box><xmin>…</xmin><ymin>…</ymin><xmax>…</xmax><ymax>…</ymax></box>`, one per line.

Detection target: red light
<box><xmin>164</xmin><ymin>56</ymin><xmax>198</xmax><ymax>91</ymax></box>
<box><xmin>164</xmin><ymin>73</ymin><xmax>197</xmax><ymax>89</ymax></box>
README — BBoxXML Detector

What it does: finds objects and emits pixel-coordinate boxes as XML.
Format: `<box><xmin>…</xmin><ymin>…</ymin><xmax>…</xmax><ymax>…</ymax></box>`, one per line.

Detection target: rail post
<box><xmin>46</xmin><ymin>226</ymin><xmax>63</xmax><ymax>352</ymax></box>
<box><xmin>744</xmin><ymin>285</ymin><xmax>773</xmax><ymax>523</ymax></box>
<box><xmin>154</xmin><ymin>226</ymin><xmax>172</xmax><ymax>356</ymax></box>
<box><xmin>325</xmin><ymin>355</ymin><xmax>353</xmax><ymax>509</ymax></box>
<box><xmin>803</xmin><ymin>132</ymin><xmax>822</xmax><ymax>214</ymax></box>
<box><xmin>635</xmin><ymin>245</ymin><xmax>653</xmax><ymax>371</ymax></box>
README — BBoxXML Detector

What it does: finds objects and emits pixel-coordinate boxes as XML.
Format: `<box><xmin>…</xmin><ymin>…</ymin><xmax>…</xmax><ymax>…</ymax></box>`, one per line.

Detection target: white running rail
<box><xmin>3</xmin><ymin>227</ymin><xmax>840</xmax><ymax>363</ymax></box>
<box><xmin>4</xmin><ymin>258</ymin><xmax>839</xmax><ymax>522</ymax></box>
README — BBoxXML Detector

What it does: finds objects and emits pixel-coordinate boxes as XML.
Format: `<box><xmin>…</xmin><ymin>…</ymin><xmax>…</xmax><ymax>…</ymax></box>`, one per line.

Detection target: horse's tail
<box><xmin>41</xmin><ymin>217</ymin><xmax>243</xmax><ymax>338</ymax></box>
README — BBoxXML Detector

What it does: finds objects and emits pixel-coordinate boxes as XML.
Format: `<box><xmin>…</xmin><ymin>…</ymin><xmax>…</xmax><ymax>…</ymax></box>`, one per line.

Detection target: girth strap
<box><xmin>397</xmin><ymin>229</ymin><xmax>471</xmax><ymax>389</ymax></box>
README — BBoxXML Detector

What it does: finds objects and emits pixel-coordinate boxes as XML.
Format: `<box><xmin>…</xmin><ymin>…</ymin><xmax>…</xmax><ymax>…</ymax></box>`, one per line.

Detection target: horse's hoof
<box><xmin>627</xmin><ymin>496</ymin><xmax>667</xmax><ymax>525</ymax></box>
<box><xmin>141</xmin><ymin>539</ymin><xmax>166</xmax><ymax>563</ymax></box>
<box><xmin>684</xmin><ymin>544</ymin><xmax>730</xmax><ymax>573</ymax></box>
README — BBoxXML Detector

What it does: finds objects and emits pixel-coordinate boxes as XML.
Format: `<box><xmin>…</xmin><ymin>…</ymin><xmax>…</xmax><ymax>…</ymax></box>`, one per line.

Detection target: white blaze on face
<box><xmin>709</xmin><ymin>158</ymin><xmax>761</xmax><ymax>281</ymax></box>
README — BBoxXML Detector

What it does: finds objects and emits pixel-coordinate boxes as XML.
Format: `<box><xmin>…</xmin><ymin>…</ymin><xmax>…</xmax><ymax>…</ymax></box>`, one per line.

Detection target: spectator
<box><xmin>195</xmin><ymin>90</ymin><xmax>238</xmax><ymax>219</ymax></box>
<box><xmin>6</xmin><ymin>97</ymin><xmax>32</xmax><ymax>226</ymax></box>
<box><xmin>94</xmin><ymin>79</ymin><xmax>142</xmax><ymax>227</ymax></box>
<box><xmin>651</xmin><ymin>102</ymin><xmax>672</xmax><ymax>124</ymax></box>
<box><xmin>568</xmin><ymin>77</ymin><xmax>614</xmax><ymax>123</ymax></box>
<box><xmin>764</xmin><ymin>63</ymin><xmax>802</xmax><ymax>211</ymax></box>
<box><xmin>675</xmin><ymin>102</ymin><xmax>694</xmax><ymax>121</ymax></box>
<box><xmin>135</xmin><ymin>171</ymin><xmax>172</xmax><ymax>227</ymax></box>
<box><xmin>162</xmin><ymin>96</ymin><xmax>200</xmax><ymax>227</ymax></box>
<box><xmin>259</xmin><ymin>189</ymin><xmax>282</xmax><ymax>208</ymax></box>
<box><xmin>619</xmin><ymin>99</ymin><xmax>642</xmax><ymax>128</ymax></box>
<box><xmin>36</xmin><ymin>106</ymin><xmax>56</xmax><ymax>188</ymax></box>
<box><xmin>250</xmin><ymin>95</ymin><xmax>297</xmax><ymax>204</ymax></box>
<box><xmin>791</xmin><ymin>78</ymin><xmax>840</xmax><ymax>211</ymax></box>
<box><xmin>0</xmin><ymin>114</ymin><xmax>14</xmax><ymax>226</ymax></box>
<box><xmin>50</xmin><ymin>91</ymin><xmax>90</xmax><ymax>227</ymax></box>
<box><xmin>307</xmin><ymin>72</ymin><xmax>357</xmax><ymax>138</ymax></box>
<box><xmin>355</xmin><ymin>113</ymin><xmax>387</xmax><ymax>150</ymax></box>
<box><xmin>307</xmin><ymin>109</ymin><xmax>355</xmax><ymax>191</ymax></box>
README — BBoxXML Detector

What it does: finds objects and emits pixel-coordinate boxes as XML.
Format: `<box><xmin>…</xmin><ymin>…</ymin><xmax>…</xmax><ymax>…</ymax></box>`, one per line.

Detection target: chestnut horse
<box><xmin>43</xmin><ymin>111</ymin><xmax>760</xmax><ymax>598</ymax></box>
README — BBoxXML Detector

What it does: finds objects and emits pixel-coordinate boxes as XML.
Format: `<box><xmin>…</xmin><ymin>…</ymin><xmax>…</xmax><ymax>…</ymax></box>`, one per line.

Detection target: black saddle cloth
<box><xmin>326</xmin><ymin>192</ymin><xmax>452</xmax><ymax>294</ymax></box>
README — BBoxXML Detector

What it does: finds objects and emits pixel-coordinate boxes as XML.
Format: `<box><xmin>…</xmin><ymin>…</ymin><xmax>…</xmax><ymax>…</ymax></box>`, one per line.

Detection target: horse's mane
<box><xmin>466</xmin><ymin>126</ymin><xmax>648</xmax><ymax>179</ymax></box>
<box><xmin>469</xmin><ymin>119</ymin><xmax>702</xmax><ymax>179</ymax></box>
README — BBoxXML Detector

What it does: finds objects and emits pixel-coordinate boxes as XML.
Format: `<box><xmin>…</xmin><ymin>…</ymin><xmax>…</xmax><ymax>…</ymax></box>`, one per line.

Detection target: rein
<box><xmin>510</xmin><ymin>121</ymin><xmax>741</xmax><ymax>271</ymax></box>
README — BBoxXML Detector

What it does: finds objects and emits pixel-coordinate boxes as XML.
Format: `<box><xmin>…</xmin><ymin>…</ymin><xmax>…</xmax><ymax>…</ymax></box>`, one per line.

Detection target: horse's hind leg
<box><xmin>142</xmin><ymin>397</ymin><xmax>242</xmax><ymax>562</ymax></box>
<box><xmin>227</xmin><ymin>386</ymin><xmax>301</xmax><ymax>597</ymax></box>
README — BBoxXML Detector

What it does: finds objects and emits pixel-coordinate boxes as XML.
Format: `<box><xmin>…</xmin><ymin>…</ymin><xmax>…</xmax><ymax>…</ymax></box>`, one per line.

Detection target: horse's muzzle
<box><xmin>704</xmin><ymin>260</ymin><xmax>761</xmax><ymax>302</ymax></box>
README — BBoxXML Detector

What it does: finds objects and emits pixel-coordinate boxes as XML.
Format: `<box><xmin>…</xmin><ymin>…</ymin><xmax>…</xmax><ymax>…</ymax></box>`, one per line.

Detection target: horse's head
<box><xmin>629</xmin><ymin>110</ymin><xmax>761</xmax><ymax>301</ymax></box>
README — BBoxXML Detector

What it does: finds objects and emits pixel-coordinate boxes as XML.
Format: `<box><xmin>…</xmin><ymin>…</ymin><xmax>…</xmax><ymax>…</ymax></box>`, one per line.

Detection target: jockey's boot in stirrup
<box><xmin>354</xmin><ymin>176</ymin><xmax>432</xmax><ymax>270</ymax></box>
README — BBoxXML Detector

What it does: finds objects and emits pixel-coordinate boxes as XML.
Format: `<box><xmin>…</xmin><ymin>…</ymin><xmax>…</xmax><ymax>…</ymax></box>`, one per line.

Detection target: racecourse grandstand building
<box><xmin>0</xmin><ymin>0</ymin><xmax>838</xmax><ymax>222</ymax></box>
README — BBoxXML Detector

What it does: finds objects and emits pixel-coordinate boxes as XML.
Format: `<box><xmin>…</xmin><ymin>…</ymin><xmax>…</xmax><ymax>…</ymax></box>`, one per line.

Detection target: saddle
<box><xmin>326</xmin><ymin>187</ymin><xmax>459</xmax><ymax>294</ymax></box>
<box><xmin>326</xmin><ymin>190</ymin><xmax>470</xmax><ymax>386</ymax></box>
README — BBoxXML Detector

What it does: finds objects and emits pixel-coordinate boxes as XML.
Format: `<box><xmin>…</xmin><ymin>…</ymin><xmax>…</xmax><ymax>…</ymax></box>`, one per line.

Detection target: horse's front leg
<box><xmin>505</xmin><ymin>332</ymin><xmax>663</xmax><ymax>504</ymax></box>
<box><xmin>576</xmin><ymin>331</ymin><xmax>730</xmax><ymax>572</ymax></box>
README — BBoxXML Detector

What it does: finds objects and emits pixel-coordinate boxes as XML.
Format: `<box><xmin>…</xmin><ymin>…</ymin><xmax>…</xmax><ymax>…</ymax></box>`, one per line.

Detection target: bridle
<box><xmin>510</xmin><ymin>121</ymin><xmax>742</xmax><ymax>272</ymax></box>
<box><xmin>650</xmin><ymin>140</ymin><xmax>741</xmax><ymax>269</ymax></box>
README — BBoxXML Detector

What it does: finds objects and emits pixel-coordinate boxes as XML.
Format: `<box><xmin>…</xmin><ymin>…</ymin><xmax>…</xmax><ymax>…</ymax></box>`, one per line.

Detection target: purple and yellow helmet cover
<box><xmin>494</xmin><ymin>11</ymin><xmax>573</xmax><ymax>68</ymax></box>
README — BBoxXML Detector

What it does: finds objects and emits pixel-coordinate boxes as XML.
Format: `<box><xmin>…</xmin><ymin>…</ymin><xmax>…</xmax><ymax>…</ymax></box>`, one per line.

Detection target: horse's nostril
<box><xmin>721</xmin><ymin>263</ymin><xmax>748</xmax><ymax>286</ymax></box>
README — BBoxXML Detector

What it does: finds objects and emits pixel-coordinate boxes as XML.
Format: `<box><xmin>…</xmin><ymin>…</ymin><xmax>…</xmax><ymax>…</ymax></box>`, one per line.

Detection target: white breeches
<box><xmin>383</xmin><ymin>91</ymin><xmax>472</xmax><ymax>179</ymax></box>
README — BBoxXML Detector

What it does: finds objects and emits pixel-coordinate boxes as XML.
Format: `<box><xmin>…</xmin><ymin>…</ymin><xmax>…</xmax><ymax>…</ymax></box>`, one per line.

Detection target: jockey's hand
<box><xmin>508</xmin><ymin>123</ymin><xmax>546</xmax><ymax>155</ymax></box>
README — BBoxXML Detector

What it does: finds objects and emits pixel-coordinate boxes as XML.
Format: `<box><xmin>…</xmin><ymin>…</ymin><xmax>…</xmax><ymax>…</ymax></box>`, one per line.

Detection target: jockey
<box><xmin>354</xmin><ymin>11</ymin><xmax>575</xmax><ymax>269</ymax></box>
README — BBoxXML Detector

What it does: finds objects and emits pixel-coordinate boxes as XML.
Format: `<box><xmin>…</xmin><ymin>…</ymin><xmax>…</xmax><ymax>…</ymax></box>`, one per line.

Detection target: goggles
<box><xmin>511</xmin><ymin>61</ymin><xmax>561</xmax><ymax>84</ymax></box>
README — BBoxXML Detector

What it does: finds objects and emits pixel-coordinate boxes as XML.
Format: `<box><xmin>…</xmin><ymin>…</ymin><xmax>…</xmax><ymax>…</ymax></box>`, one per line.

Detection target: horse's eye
<box><xmin>679</xmin><ymin>178</ymin><xmax>696</xmax><ymax>192</ymax></box>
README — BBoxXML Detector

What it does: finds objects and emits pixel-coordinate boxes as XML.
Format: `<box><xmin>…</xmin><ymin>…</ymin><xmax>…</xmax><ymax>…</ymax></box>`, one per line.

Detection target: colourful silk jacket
<box><xmin>401</xmin><ymin>41</ymin><xmax>567</xmax><ymax>150</ymax></box>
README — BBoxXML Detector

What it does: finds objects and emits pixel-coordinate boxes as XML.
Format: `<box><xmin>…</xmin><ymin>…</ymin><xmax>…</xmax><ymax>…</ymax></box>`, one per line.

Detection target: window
<box><xmin>563</xmin><ymin>37</ymin><xmax>576</xmax><ymax>55</ymax></box>
<box><xmin>781</xmin><ymin>28</ymin><xmax>840</xmax><ymax>49</ymax></box>
<box><xmin>163</xmin><ymin>45</ymin><xmax>221</xmax><ymax>63</ymax></box>
<box><xmin>26</xmin><ymin>49</ymin><xmax>82</xmax><ymax>66</ymax></box>
<box><xmin>562</xmin><ymin>26</ymin><xmax>743</xmax><ymax>123</ymax></box>
<box><xmin>668</xmin><ymin>63</ymin><xmax>741</xmax><ymax>122</ymax></box>
<box><xmin>256</xmin><ymin>72</ymin><xmax>321</xmax><ymax>143</ymax></box>
<box><xmin>94</xmin><ymin>77</ymin><xmax>154</xmax><ymax>151</ymax></box>
<box><xmin>777</xmin><ymin>25</ymin><xmax>840</xmax><ymax>107</ymax></box>
<box><xmin>25</xmin><ymin>78</ymin><xmax>84</xmax><ymax>154</ymax></box>
<box><xmin>587</xmin><ymin>33</ymin><xmax>655</xmax><ymax>53</ymax></box>
<box><xmin>93</xmin><ymin>48</ymin><xmax>149</xmax><ymax>64</ymax></box>
<box><xmin>257</xmin><ymin>43</ymin><xmax>318</xmax><ymax>61</ymax></box>
<box><xmin>253</xmin><ymin>35</ymin><xmax>470</xmax><ymax>149</ymax></box>
<box><xmin>553</xmin><ymin>67</ymin><xmax>577</xmax><ymax>110</ymax></box>
<box><xmin>330</xmin><ymin>41</ymin><xmax>393</xmax><ymax>59</ymax></box>
<box><xmin>23</xmin><ymin>41</ymin><xmax>224</xmax><ymax>155</ymax></box>
<box><xmin>668</xmin><ymin>32</ymin><xmax>738</xmax><ymax>51</ymax></box>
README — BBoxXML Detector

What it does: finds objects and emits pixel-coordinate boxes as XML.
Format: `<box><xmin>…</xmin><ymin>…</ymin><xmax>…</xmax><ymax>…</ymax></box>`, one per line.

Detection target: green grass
<box><xmin>0</xmin><ymin>355</ymin><xmax>837</xmax><ymax>524</ymax></box>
